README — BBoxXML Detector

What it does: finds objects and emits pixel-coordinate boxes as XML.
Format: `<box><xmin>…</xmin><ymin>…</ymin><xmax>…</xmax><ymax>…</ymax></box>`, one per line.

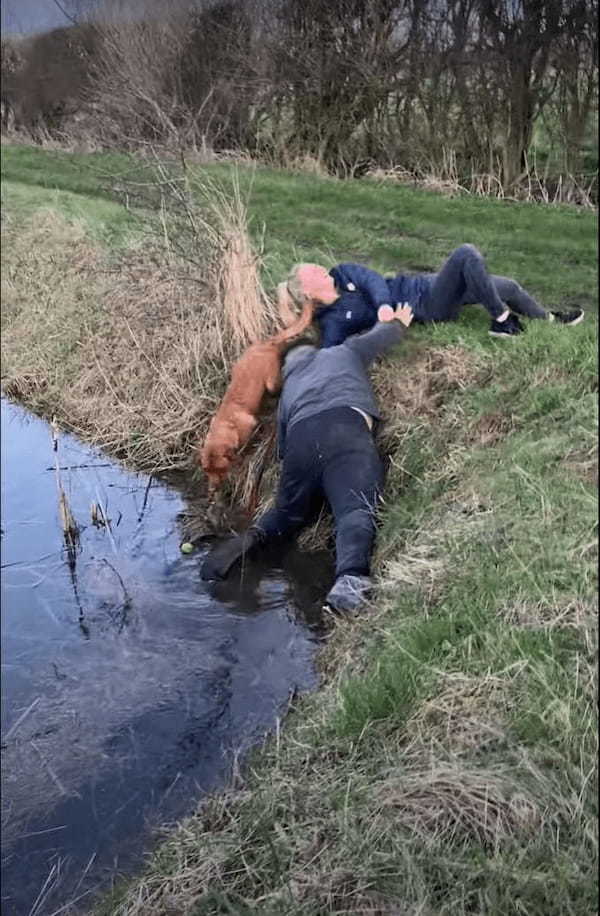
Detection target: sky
<box><xmin>2</xmin><ymin>0</ymin><xmax>168</xmax><ymax>36</ymax></box>
<box><xmin>2</xmin><ymin>0</ymin><xmax>92</xmax><ymax>35</ymax></box>
<box><xmin>2</xmin><ymin>0</ymin><xmax>75</xmax><ymax>35</ymax></box>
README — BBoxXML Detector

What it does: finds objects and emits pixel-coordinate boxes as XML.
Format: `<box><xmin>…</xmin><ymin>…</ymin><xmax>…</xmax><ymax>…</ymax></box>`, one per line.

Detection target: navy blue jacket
<box><xmin>316</xmin><ymin>262</ymin><xmax>433</xmax><ymax>347</ymax></box>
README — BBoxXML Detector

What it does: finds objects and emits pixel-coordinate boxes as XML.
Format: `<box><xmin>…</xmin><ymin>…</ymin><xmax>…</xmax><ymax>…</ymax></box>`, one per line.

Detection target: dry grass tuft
<box><xmin>563</xmin><ymin>442</ymin><xmax>599</xmax><ymax>487</ymax></box>
<box><xmin>195</xmin><ymin>173</ymin><xmax>280</xmax><ymax>351</ymax></box>
<box><xmin>364</xmin><ymin>155</ymin><xmax>597</xmax><ymax>208</ymax></box>
<box><xmin>372</xmin><ymin>345</ymin><xmax>486</xmax><ymax>462</ymax></box>
<box><xmin>377</xmin><ymin>493</ymin><xmax>493</xmax><ymax>607</ymax></box>
<box><xmin>406</xmin><ymin>672</ymin><xmax>513</xmax><ymax>755</ymax></box>
<box><xmin>374</xmin><ymin>345</ymin><xmax>485</xmax><ymax>420</ymax></box>
<box><xmin>378</xmin><ymin>759</ymin><xmax>541</xmax><ymax>849</ymax></box>
<box><xmin>471</xmin><ymin>410</ymin><xmax>514</xmax><ymax>446</ymax></box>
<box><xmin>380</xmin><ymin>543</ymin><xmax>447</xmax><ymax>599</ymax></box>
<box><xmin>499</xmin><ymin>596</ymin><xmax>597</xmax><ymax>640</ymax></box>
<box><xmin>1</xmin><ymin>203</ymin><xmax>281</xmax><ymax>508</ymax></box>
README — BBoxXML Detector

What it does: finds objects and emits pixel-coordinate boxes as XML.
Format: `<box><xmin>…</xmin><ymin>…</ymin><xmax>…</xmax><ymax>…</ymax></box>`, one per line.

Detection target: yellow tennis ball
<box><xmin>180</xmin><ymin>542</ymin><xmax>194</xmax><ymax>554</ymax></box>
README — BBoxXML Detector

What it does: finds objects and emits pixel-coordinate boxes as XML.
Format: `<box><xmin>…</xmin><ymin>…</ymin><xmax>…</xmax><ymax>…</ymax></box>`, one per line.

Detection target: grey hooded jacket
<box><xmin>277</xmin><ymin>320</ymin><xmax>406</xmax><ymax>457</ymax></box>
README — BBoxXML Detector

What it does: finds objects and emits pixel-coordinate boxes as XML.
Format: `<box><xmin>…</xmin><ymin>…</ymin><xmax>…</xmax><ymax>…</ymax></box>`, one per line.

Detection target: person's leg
<box><xmin>456</xmin><ymin>274</ymin><xmax>546</xmax><ymax>317</ymax></box>
<box><xmin>201</xmin><ymin>427</ymin><xmax>321</xmax><ymax>581</ymax></box>
<box><xmin>421</xmin><ymin>244</ymin><xmax>510</xmax><ymax>323</ymax></box>
<box><xmin>489</xmin><ymin>275</ymin><xmax>547</xmax><ymax>319</ymax></box>
<box><xmin>321</xmin><ymin>415</ymin><xmax>385</xmax><ymax>579</ymax></box>
<box><xmin>463</xmin><ymin>275</ymin><xmax>584</xmax><ymax>326</ymax></box>
<box><xmin>253</xmin><ymin>461</ymin><xmax>321</xmax><ymax>542</ymax></box>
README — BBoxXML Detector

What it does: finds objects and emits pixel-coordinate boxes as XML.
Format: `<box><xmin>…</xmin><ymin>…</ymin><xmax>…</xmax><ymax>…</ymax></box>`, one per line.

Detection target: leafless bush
<box><xmin>365</xmin><ymin>151</ymin><xmax>598</xmax><ymax>209</ymax></box>
<box><xmin>2</xmin><ymin>0</ymin><xmax>598</xmax><ymax>202</ymax></box>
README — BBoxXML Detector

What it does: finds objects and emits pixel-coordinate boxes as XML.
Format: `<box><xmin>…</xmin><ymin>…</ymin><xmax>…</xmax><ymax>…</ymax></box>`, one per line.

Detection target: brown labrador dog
<box><xmin>198</xmin><ymin>300</ymin><xmax>317</xmax><ymax>490</ymax></box>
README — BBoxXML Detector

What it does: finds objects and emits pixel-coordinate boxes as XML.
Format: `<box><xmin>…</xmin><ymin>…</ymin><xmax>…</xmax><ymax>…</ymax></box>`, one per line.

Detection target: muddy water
<box><xmin>1</xmin><ymin>399</ymin><xmax>332</xmax><ymax>915</ymax></box>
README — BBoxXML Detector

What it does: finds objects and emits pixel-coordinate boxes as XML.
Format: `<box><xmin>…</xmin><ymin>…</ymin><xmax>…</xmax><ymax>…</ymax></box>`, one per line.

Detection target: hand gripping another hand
<box><xmin>377</xmin><ymin>302</ymin><xmax>414</xmax><ymax>327</ymax></box>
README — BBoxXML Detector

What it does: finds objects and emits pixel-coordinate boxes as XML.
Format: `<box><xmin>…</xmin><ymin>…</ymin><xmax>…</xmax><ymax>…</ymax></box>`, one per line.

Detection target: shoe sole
<box><xmin>488</xmin><ymin>331</ymin><xmax>521</xmax><ymax>338</ymax></box>
<box><xmin>550</xmin><ymin>310</ymin><xmax>585</xmax><ymax>326</ymax></box>
<box><xmin>565</xmin><ymin>311</ymin><xmax>585</xmax><ymax>326</ymax></box>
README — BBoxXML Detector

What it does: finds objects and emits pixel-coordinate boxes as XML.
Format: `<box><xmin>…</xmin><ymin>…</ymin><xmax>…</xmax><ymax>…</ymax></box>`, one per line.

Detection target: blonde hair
<box><xmin>286</xmin><ymin>264</ymin><xmax>306</xmax><ymax>305</ymax></box>
<box><xmin>277</xmin><ymin>265</ymin><xmax>311</xmax><ymax>327</ymax></box>
<box><xmin>278</xmin><ymin>264</ymin><xmax>329</xmax><ymax>340</ymax></box>
<box><xmin>277</xmin><ymin>281</ymin><xmax>298</xmax><ymax>328</ymax></box>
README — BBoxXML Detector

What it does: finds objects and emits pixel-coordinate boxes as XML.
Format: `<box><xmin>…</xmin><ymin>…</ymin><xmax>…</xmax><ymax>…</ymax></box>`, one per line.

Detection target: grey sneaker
<box><xmin>324</xmin><ymin>575</ymin><xmax>372</xmax><ymax>613</ymax></box>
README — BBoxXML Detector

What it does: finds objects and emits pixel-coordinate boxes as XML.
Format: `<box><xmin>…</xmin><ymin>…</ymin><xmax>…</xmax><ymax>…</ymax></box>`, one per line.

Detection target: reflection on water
<box><xmin>1</xmin><ymin>399</ymin><xmax>332</xmax><ymax>915</ymax></box>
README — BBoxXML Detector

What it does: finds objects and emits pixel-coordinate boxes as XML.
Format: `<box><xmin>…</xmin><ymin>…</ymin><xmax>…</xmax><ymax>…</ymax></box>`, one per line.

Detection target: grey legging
<box><xmin>420</xmin><ymin>244</ymin><xmax>547</xmax><ymax>322</ymax></box>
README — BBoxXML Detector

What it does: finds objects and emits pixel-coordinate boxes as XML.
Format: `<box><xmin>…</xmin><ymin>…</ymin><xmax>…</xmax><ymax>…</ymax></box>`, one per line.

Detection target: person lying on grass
<box><xmin>277</xmin><ymin>244</ymin><xmax>584</xmax><ymax>345</ymax></box>
<box><xmin>201</xmin><ymin>303</ymin><xmax>414</xmax><ymax>614</ymax></box>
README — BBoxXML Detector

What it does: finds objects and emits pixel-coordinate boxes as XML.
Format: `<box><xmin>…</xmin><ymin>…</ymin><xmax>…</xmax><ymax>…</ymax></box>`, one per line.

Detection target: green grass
<box><xmin>1</xmin><ymin>145</ymin><xmax>142</xmax><ymax>245</ymax></box>
<box><xmin>1</xmin><ymin>144</ymin><xmax>597</xmax><ymax>915</ymax></box>
<box><xmin>2</xmin><ymin>143</ymin><xmax>596</xmax><ymax>307</ymax></box>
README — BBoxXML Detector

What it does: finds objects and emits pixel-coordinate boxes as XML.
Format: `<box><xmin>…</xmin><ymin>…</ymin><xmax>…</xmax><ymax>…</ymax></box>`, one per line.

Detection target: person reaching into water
<box><xmin>277</xmin><ymin>245</ymin><xmax>584</xmax><ymax>346</ymax></box>
<box><xmin>201</xmin><ymin>303</ymin><xmax>414</xmax><ymax>614</ymax></box>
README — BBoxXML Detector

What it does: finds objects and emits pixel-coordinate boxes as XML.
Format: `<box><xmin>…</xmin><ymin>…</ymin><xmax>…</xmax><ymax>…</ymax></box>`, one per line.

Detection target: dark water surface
<box><xmin>1</xmin><ymin>399</ymin><xmax>331</xmax><ymax>915</ymax></box>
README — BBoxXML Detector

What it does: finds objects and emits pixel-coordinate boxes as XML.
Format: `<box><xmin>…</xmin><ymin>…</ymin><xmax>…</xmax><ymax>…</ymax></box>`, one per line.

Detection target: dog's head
<box><xmin>199</xmin><ymin>423</ymin><xmax>240</xmax><ymax>488</ymax></box>
<box><xmin>200</xmin><ymin>448</ymin><xmax>233</xmax><ymax>489</ymax></box>
<box><xmin>206</xmin><ymin>465</ymin><xmax>230</xmax><ymax>489</ymax></box>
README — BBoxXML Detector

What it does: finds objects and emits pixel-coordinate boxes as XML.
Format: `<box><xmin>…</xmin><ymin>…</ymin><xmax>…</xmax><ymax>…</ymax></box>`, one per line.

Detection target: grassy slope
<box><xmin>1</xmin><ymin>145</ymin><xmax>597</xmax><ymax>915</ymax></box>
<box><xmin>2</xmin><ymin>144</ymin><xmax>596</xmax><ymax>303</ymax></box>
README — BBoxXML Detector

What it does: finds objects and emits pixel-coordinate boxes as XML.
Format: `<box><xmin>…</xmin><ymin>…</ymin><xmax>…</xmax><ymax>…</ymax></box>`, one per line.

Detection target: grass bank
<box><xmin>1</xmin><ymin>145</ymin><xmax>597</xmax><ymax>915</ymax></box>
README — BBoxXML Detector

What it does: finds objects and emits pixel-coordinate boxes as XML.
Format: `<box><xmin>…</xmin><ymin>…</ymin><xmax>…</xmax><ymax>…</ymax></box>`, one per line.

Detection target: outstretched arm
<box><xmin>345</xmin><ymin>304</ymin><xmax>413</xmax><ymax>366</ymax></box>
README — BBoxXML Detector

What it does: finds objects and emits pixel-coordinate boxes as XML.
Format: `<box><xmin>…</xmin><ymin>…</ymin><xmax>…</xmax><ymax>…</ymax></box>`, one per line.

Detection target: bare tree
<box><xmin>268</xmin><ymin>0</ymin><xmax>406</xmax><ymax>170</ymax></box>
<box><xmin>14</xmin><ymin>24</ymin><xmax>98</xmax><ymax>136</ymax></box>
<box><xmin>552</xmin><ymin>0</ymin><xmax>598</xmax><ymax>177</ymax></box>
<box><xmin>475</xmin><ymin>0</ymin><xmax>566</xmax><ymax>187</ymax></box>
<box><xmin>2</xmin><ymin>0</ymin><xmax>597</xmax><ymax>196</ymax></box>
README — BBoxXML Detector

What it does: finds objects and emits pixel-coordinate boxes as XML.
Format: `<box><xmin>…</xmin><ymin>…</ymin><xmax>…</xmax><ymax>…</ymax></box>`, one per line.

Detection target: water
<box><xmin>1</xmin><ymin>399</ymin><xmax>332</xmax><ymax>915</ymax></box>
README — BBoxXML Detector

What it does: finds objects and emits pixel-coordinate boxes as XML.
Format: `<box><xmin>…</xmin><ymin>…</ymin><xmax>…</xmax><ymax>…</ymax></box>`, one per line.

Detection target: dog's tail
<box><xmin>270</xmin><ymin>300</ymin><xmax>316</xmax><ymax>347</ymax></box>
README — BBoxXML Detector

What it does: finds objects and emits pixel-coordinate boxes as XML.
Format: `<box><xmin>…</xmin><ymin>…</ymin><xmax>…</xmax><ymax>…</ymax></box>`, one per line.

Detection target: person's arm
<box><xmin>345</xmin><ymin>304</ymin><xmax>413</xmax><ymax>366</ymax></box>
<box><xmin>332</xmin><ymin>263</ymin><xmax>392</xmax><ymax>309</ymax></box>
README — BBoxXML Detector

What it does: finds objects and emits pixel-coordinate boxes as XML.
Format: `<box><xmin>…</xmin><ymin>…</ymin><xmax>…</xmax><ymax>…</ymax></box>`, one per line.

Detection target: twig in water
<box><xmin>45</xmin><ymin>463</ymin><xmax>112</xmax><ymax>471</ymax></box>
<box><xmin>95</xmin><ymin>489</ymin><xmax>119</xmax><ymax>555</ymax></box>
<box><xmin>51</xmin><ymin>424</ymin><xmax>80</xmax><ymax>551</ymax></box>
<box><xmin>51</xmin><ymin>416</ymin><xmax>59</xmax><ymax>452</ymax></box>
<box><xmin>101</xmin><ymin>558</ymin><xmax>133</xmax><ymax>631</ymax></box>
<box><xmin>4</xmin><ymin>697</ymin><xmax>40</xmax><ymax>742</ymax></box>
<box><xmin>137</xmin><ymin>475</ymin><xmax>154</xmax><ymax>523</ymax></box>
<box><xmin>28</xmin><ymin>861</ymin><xmax>61</xmax><ymax>916</ymax></box>
<box><xmin>30</xmin><ymin>740</ymin><xmax>74</xmax><ymax>799</ymax></box>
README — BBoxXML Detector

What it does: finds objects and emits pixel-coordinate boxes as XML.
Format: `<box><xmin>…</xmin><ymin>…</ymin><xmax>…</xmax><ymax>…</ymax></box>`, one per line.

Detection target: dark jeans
<box><xmin>256</xmin><ymin>407</ymin><xmax>384</xmax><ymax>578</ymax></box>
<box><xmin>421</xmin><ymin>244</ymin><xmax>547</xmax><ymax>322</ymax></box>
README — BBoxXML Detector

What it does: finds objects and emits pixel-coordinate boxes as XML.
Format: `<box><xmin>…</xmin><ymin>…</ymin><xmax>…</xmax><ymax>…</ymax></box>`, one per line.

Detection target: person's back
<box><xmin>277</xmin><ymin>316</ymin><xmax>408</xmax><ymax>455</ymax></box>
<box><xmin>277</xmin><ymin>342</ymin><xmax>381</xmax><ymax>453</ymax></box>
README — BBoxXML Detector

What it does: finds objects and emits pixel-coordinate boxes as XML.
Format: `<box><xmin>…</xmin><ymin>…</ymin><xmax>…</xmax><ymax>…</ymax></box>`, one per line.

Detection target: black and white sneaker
<box><xmin>548</xmin><ymin>307</ymin><xmax>584</xmax><ymax>326</ymax></box>
<box><xmin>489</xmin><ymin>314</ymin><xmax>525</xmax><ymax>338</ymax></box>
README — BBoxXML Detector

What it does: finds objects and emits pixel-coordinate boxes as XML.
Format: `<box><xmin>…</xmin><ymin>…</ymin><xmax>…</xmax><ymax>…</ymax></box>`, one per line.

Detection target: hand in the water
<box><xmin>201</xmin><ymin>530</ymin><xmax>261</xmax><ymax>580</ymax></box>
